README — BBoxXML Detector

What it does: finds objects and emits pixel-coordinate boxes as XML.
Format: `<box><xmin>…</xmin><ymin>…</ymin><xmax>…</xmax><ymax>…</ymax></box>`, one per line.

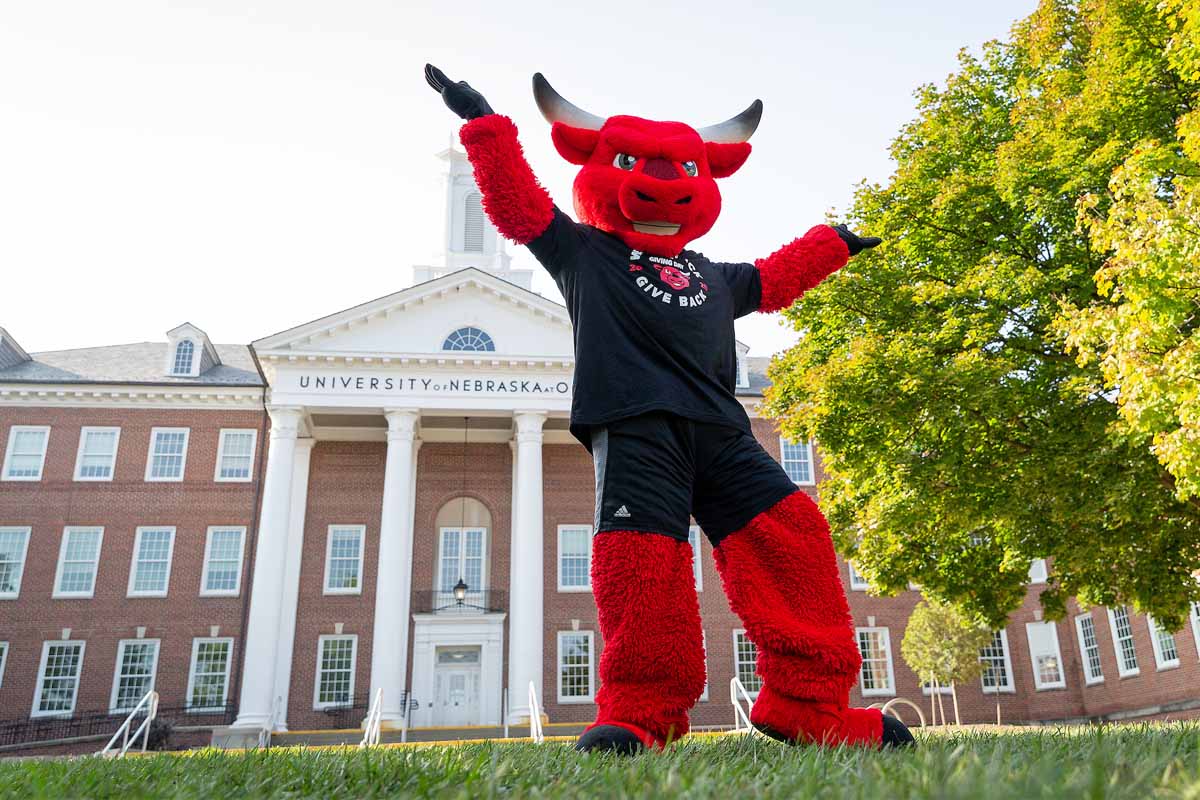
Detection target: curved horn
<box><xmin>695</xmin><ymin>99</ymin><xmax>764</xmax><ymax>143</ymax></box>
<box><xmin>532</xmin><ymin>73</ymin><xmax>606</xmax><ymax>131</ymax></box>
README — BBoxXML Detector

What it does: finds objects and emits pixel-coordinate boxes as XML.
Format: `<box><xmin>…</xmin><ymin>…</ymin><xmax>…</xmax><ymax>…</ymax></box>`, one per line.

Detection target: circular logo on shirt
<box><xmin>626</xmin><ymin>249</ymin><xmax>709</xmax><ymax>309</ymax></box>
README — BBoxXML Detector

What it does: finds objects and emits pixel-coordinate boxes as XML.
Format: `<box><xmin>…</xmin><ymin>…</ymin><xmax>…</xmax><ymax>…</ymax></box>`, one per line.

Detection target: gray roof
<box><xmin>0</xmin><ymin>342</ymin><xmax>263</xmax><ymax>386</ymax></box>
<box><xmin>736</xmin><ymin>356</ymin><xmax>772</xmax><ymax>397</ymax></box>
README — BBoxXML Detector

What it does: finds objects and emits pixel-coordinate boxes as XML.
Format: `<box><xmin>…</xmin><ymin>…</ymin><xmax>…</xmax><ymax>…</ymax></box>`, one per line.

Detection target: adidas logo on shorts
<box><xmin>613</xmin><ymin>505</ymin><xmax>631</xmax><ymax>518</ymax></box>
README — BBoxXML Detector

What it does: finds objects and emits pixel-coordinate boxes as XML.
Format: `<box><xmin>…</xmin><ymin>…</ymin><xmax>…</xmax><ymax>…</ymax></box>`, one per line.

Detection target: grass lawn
<box><xmin>3</xmin><ymin>726</ymin><xmax>1200</xmax><ymax>799</ymax></box>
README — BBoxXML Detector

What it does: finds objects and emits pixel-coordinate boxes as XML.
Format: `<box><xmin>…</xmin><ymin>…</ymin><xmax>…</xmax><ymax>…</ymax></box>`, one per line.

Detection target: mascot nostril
<box><xmin>429</xmin><ymin>64</ymin><xmax>891</xmax><ymax>755</ymax></box>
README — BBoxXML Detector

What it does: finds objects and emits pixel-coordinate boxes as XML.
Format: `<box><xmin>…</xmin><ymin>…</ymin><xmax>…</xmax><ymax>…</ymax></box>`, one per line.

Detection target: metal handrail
<box><xmin>868</xmin><ymin>697</ymin><xmax>928</xmax><ymax>728</ymax></box>
<box><xmin>98</xmin><ymin>690</ymin><xmax>159</xmax><ymax>758</ymax></box>
<box><xmin>528</xmin><ymin>682</ymin><xmax>544</xmax><ymax>743</ymax></box>
<box><xmin>360</xmin><ymin>688</ymin><xmax>383</xmax><ymax>747</ymax></box>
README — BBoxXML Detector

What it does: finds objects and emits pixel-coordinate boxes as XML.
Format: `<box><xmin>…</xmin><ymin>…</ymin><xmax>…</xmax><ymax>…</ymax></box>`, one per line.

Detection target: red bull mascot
<box><xmin>425</xmin><ymin>65</ymin><xmax>914</xmax><ymax>754</ymax></box>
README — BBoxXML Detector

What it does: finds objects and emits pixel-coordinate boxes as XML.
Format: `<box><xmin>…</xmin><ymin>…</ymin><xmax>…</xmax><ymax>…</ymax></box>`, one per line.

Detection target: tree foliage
<box><xmin>767</xmin><ymin>0</ymin><xmax>1200</xmax><ymax>629</ymax></box>
<box><xmin>900</xmin><ymin>600</ymin><xmax>994</xmax><ymax>688</ymax></box>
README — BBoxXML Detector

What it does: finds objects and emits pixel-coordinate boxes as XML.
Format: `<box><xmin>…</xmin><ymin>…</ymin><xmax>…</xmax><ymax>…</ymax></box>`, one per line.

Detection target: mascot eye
<box><xmin>613</xmin><ymin>153</ymin><xmax>638</xmax><ymax>171</ymax></box>
<box><xmin>681</xmin><ymin>160</ymin><xmax>698</xmax><ymax>177</ymax></box>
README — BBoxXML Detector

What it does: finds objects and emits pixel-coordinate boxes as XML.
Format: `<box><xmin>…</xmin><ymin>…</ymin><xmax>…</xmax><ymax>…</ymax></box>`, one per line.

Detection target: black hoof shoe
<box><xmin>575</xmin><ymin>725</ymin><xmax>645</xmax><ymax>754</ymax></box>
<box><xmin>882</xmin><ymin>714</ymin><xmax>915</xmax><ymax>748</ymax></box>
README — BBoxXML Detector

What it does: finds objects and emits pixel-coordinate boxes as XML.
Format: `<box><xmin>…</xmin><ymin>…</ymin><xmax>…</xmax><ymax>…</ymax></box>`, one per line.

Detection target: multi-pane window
<box><xmin>201</xmin><ymin>527</ymin><xmax>245</xmax><ymax>596</ymax></box>
<box><xmin>779</xmin><ymin>438</ymin><xmax>814</xmax><ymax>485</ymax></box>
<box><xmin>1028</xmin><ymin>559</ymin><xmax>1048</xmax><ymax>584</ymax></box>
<box><xmin>74</xmin><ymin>427</ymin><xmax>120</xmax><ymax>480</ymax></box>
<box><xmin>215</xmin><ymin>429</ymin><xmax>257</xmax><ymax>482</ymax></box>
<box><xmin>145</xmin><ymin>428</ymin><xmax>189</xmax><ymax>481</ymax></box>
<box><xmin>438</xmin><ymin>527</ymin><xmax>485</xmax><ymax>602</ymax></box>
<box><xmin>1108</xmin><ymin>607</ymin><xmax>1140</xmax><ymax>677</ymax></box>
<box><xmin>1074</xmin><ymin>614</ymin><xmax>1104</xmax><ymax>685</ymax></box>
<box><xmin>1147</xmin><ymin>617</ymin><xmax>1180</xmax><ymax>670</ymax></box>
<box><xmin>688</xmin><ymin>525</ymin><xmax>704</xmax><ymax>591</ymax></box>
<box><xmin>128</xmin><ymin>527</ymin><xmax>175</xmax><ymax>597</ymax></box>
<box><xmin>442</xmin><ymin>327</ymin><xmax>495</xmax><ymax>352</ymax></box>
<box><xmin>1191</xmin><ymin>602</ymin><xmax>1200</xmax><ymax>660</ymax></box>
<box><xmin>314</xmin><ymin>635</ymin><xmax>357</xmax><ymax>709</ymax></box>
<box><xmin>848</xmin><ymin>562</ymin><xmax>870</xmax><ymax>591</ymax></box>
<box><xmin>734</xmin><ymin>631</ymin><xmax>761</xmax><ymax>695</ymax></box>
<box><xmin>54</xmin><ymin>527</ymin><xmax>103</xmax><ymax>598</ymax></box>
<box><xmin>187</xmin><ymin>638</ymin><xmax>233</xmax><ymax>711</ymax></box>
<box><xmin>557</xmin><ymin>525</ymin><xmax>591</xmax><ymax>591</ymax></box>
<box><xmin>0</xmin><ymin>527</ymin><xmax>31</xmax><ymax>599</ymax></box>
<box><xmin>110</xmin><ymin>639</ymin><xmax>159</xmax><ymax>712</ymax></box>
<box><xmin>557</xmin><ymin>631</ymin><xmax>594</xmax><ymax>703</ymax></box>
<box><xmin>3</xmin><ymin>426</ymin><xmax>50</xmax><ymax>480</ymax></box>
<box><xmin>979</xmin><ymin>630</ymin><xmax>1015</xmax><ymax>693</ymax></box>
<box><xmin>33</xmin><ymin>641</ymin><xmax>85</xmax><ymax>716</ymax></box>
<box><xmin>1025</xmin><ymin>621</ymin><xmax>1065</xmax><ymax>689</ymax></box>
<box><xmin>0</xmin><ymin>641</ymin><xmax>7</xmax><ymax>688</ymax></box>
<box><xmin>171</xmin><ymin>339</ymin><xmax>195</xmax><ymax>375</ymax></box>
<box><xmin>857</xmin><ymin>627</ymin><xmax>896</xmax><ymax>696</ymax></box>
<box><xmin>324</xmin><ymin>525</ymin><xmax>365</xmax><ymax>595</ymax></box>
<box><xmin>463</xmin><ymin>192</ymin><xmax>484</xmax><ymax>253</ymax></box>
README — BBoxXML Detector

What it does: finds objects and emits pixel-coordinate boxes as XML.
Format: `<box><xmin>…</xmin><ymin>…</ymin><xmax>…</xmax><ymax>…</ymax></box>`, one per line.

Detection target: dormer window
<box><xmin>172</xmin><ymin>340</ymin><xmax>195</xmax><ymax>375</ymax></box>
<box><xmin>443</xmin><ymin>327</ymin><xmax>495</xmax><ymax>352</ymax></box>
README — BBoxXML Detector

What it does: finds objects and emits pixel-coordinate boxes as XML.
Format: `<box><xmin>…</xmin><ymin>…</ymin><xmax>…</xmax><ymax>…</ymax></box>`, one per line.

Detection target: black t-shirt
<box><xmin>526</xmin><ymin>208</ymin><xmax>761</xmax><ymax>447</ymax></box>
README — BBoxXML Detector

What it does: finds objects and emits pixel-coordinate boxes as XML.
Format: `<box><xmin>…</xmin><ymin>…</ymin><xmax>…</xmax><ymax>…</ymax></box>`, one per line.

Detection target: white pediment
<box><xmin>253</xmin><ymin>269</ymin><xmax>573</xmax><ymax>360</ymax></box>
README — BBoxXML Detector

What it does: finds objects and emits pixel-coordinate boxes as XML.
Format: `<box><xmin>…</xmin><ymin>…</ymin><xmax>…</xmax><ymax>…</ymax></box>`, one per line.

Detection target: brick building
<box><xmin>1</xmin><ymin>151</ymin><xmax>1198</xmax><ymax>746</ymax></box>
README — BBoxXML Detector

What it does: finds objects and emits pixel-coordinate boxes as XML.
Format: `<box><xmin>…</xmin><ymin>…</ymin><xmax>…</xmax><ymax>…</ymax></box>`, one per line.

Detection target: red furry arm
<box><xmin>755</xmin><ymin>225</ymin><xmax>850</xmax><ymax>313</ymax></box>
<box><xmin>458</xmin><ymin>114</ymin><xmax>554</xmax><ymax>245</ymax></box>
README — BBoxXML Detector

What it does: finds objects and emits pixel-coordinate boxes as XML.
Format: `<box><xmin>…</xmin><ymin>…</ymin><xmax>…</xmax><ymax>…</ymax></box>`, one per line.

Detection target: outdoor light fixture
<box><xmin>453</xmin><ymin>578</ymin><xmax>468</xmax><ymax>605</ymax></box>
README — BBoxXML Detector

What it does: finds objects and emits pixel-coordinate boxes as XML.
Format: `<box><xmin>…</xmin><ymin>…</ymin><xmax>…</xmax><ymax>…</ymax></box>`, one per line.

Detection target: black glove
<box><xmin>425</xmin><ymin>64</ymin><xmax>494</xmax><ymax>121</ymax></box>
<box><xmin>832</xmin><ymin>224</ymin><xmax>882</xmax><ymax>256</ymax></box>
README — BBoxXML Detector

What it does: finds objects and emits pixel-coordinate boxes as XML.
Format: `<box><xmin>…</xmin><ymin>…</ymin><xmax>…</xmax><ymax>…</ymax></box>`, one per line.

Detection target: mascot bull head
<box><xmin>533</xmin><ymin>74</ymin><xmax>761</xmax><ymax>255</ymax></box>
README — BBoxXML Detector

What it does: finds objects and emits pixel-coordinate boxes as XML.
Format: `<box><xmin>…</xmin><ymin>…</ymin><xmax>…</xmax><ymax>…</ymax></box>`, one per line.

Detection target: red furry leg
<box><xmin>713</xmin><ymin>491</ymin><xmax>883</xmax><ymax>747</ymax></box>
<box><xmin>589</xmin><ymin>530</ymin><xmax>706</xmax><ymax>747</ymax></box>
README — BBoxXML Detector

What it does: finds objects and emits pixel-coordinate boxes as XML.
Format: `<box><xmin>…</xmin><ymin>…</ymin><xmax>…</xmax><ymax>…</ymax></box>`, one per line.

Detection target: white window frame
<box><xmin>1147</xmin><ymin>617</ymin><xmax>1181</xmax><ymax>671</ymax></box>
<box><xmin>0</xmin><ymin>526</ymin><xmax>31</xmax><ymax>600</ymax></box>
<box><xmin>436</xmin><ymin>526</ymin><xmax>488</xmax><ymax>597</ymax></box>
<box><xmin>126</xmin><ymin>527</ymin><xmax>176</xmax><ymax>598</ymax></box>
<box><xmin>144</xmin><ymin>427</ymin><xmax>190</xmax><ymax>482</ymax></box>
<box><xmin>171</xmin><ymin>338</ymin><xmax>197</xmax><ymax>376</ymax></box>
<box><xmin>1028</xmin><ymin>559</ymin><xmax>1048</xmax><ymax>585</ymax></box>
<box><xmin>109</xmin><ymin>639</ymin><xmax>160</xmax><ymax>713</ymax></box>
<box><xmin>0</xmin><ymin>641</ymin><xmax>8</xmax><ymax>688</ymax></box>
<box><xmin>1191</xmin><ymin>602</ymin><xmax>1200</xmax><ymax>660</ymax></box>
<box><xmin>736</xmin><ymin>354</ymin><xmax>750</xmax><ymax>389</ymax></box>
<box><xmin>1074</xmin><ymin>613</ymin><xmax>1105</xmax><ymax>686</ymax></box>
<box><xmin>779</xmin><ymin>437</ymin><xmax>816</xmax><ymax>485</ymax></box>
<box><xmin>556</xmin><ymin>524</ymin><xmax>592</xmax><ymax>592</ymax></box>
<box><xmin>1107</xmin><ymin>607</ymin><xmax>1140</xmax><ymax>677</ymax></box>
<box><xmin>2</xmin><ymin>425</ymin><xmax>50</xmax><ymax>481</ymax></box>
<box><xmin>698</xmin><ymin>631</ymin><xmax>709</xmax><ymax>701</ymax></box>
<box><xmin>979</xmin><ymin>629</ymin><xmax>1016</xmax><ymax>694</ymax></box>
<box><xmin>213</xmin><ymin>428</ymin><xmax>258</xmax><ymax>483</ymax></box>
<box><xmin>556</xmin><ymin>630</ymin><xmax>595</xmax><ymax>704</ymax></box>
<box><xmin>52</xmin><ymin>526</ymin><xmax>104</xmax><ymax>599</ymax></box>
<box><xmin>848</xmin><ymin>562</ymin><xmax>870</xmax><ymax>591</ymax></box>
<box><xmin>313</xmin><ymin>634</ymin><xmax>358</xmax><ymax>710</ymax></box>
<box><xmin>200</xmin><ymin>526</ymin><xmax>246</xmax><ymax>597</ymax></box>
<box><xmin>185</xmin><ymin>637</ymin><xmax>234</xmax><ymax>712</ymax></box>
<box><xmin>688</xmin><ymin>525</ymin><xmax>704</xmax><ymax>592</ymax></box>
<box><xmin>1025</xmin><ymin>621</ymin><xmax>1066</xmax><ymax>690</ymax></box>
<box><xmin>323</xmin><ymin>525</ymin><xmax>366</xmax><ymax>596</ymax></box>
<box><xmin>31</xmin><ymin>640</ymin><xmax>86</xmax><ymax>717</ymax></box>
<box><xmin>733</xmin><ymin>629</ymin><xmax>761</xmax><ymax>697</ymax></box>
<box><xmin>72</xmin><ymin>426</ymin><xmax>121</xmax><ymax>482</ymax></box>
<box><xmin>856</xmin><ymin>626</ymin><xmax>896</xmax><ymax>697</ymax></box>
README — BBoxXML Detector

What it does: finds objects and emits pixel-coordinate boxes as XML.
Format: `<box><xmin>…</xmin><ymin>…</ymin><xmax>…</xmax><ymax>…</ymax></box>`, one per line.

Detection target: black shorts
<box><xmin>590</xmin><ymin>412</ymin><xmax>799</xmax><ymax>545</ymax></box>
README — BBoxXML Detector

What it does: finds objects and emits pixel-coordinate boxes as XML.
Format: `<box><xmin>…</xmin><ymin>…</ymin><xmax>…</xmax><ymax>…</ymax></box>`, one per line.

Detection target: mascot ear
<box><xmin>551</xmin><ymin>122</ymin><xmax>601</xmax><ymax>165</ymax></box>
<box><xmin>705</xmin><ymin>141</ymin><xmax>752</xmax><ymax>178</ymax></box>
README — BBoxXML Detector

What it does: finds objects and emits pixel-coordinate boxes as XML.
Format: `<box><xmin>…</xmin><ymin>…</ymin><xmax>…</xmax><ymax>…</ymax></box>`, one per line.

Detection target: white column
<box><xmin>368</xmin><ymin>408</ymin><xmax>420</xmax><ymax>727</ymax></box>
<box><xmin>508</xmin><ymin>410</ymin><xmax>546</xmax><ymax>723</ymax></box>
<box><xmin>233</xmin><ymin>405</ymin><xmax>302</xmax><ymax>730</ymax></box>
<box><xmin>271</xmin><ymin>437</ymin><xmax>314</xmax><ymax>731</ymax></box>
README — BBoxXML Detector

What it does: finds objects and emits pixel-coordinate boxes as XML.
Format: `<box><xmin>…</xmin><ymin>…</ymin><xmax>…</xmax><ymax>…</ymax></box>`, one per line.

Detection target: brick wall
<box><xmin>0</xmin><ymin>406</ymin><xmax>265</xmax><ymax>727</ymax></box>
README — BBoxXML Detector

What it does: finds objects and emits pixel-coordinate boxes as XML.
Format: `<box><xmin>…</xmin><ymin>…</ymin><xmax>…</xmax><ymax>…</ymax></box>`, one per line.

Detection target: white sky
<box><xmin>0</xmin><ymin>0</ymin><xmax>1036</xmax><ymax>357</ymax></box>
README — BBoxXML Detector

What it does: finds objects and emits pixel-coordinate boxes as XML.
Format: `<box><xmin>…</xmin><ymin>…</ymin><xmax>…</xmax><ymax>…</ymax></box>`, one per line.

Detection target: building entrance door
<box><xmin>433</xmin><ymin>646</ymin><xmax>481</xmax><ymax>727</ymax></box>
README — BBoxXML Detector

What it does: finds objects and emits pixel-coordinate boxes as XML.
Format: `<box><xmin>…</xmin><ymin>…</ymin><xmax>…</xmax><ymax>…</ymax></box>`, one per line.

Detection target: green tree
<box><xmin>900</xmin><ymin>600</ymin><xmax>993</xmax><ymax>724</ymax></box>
<box><xmin>767</xmin><ymin>0</ymin><xmax>1200</xmax><ymax>630</ymax></box>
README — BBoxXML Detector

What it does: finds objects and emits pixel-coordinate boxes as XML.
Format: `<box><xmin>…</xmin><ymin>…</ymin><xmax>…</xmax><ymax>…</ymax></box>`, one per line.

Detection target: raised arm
<box><xmin>755</xmin><ymin>224</ymin><xmax>881</xmax><ymax>313</ymax></box>
<box><xmin>426</xmin><ymin>64</ymin><xmax>554</xmax><ymax>245</ymax></box>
